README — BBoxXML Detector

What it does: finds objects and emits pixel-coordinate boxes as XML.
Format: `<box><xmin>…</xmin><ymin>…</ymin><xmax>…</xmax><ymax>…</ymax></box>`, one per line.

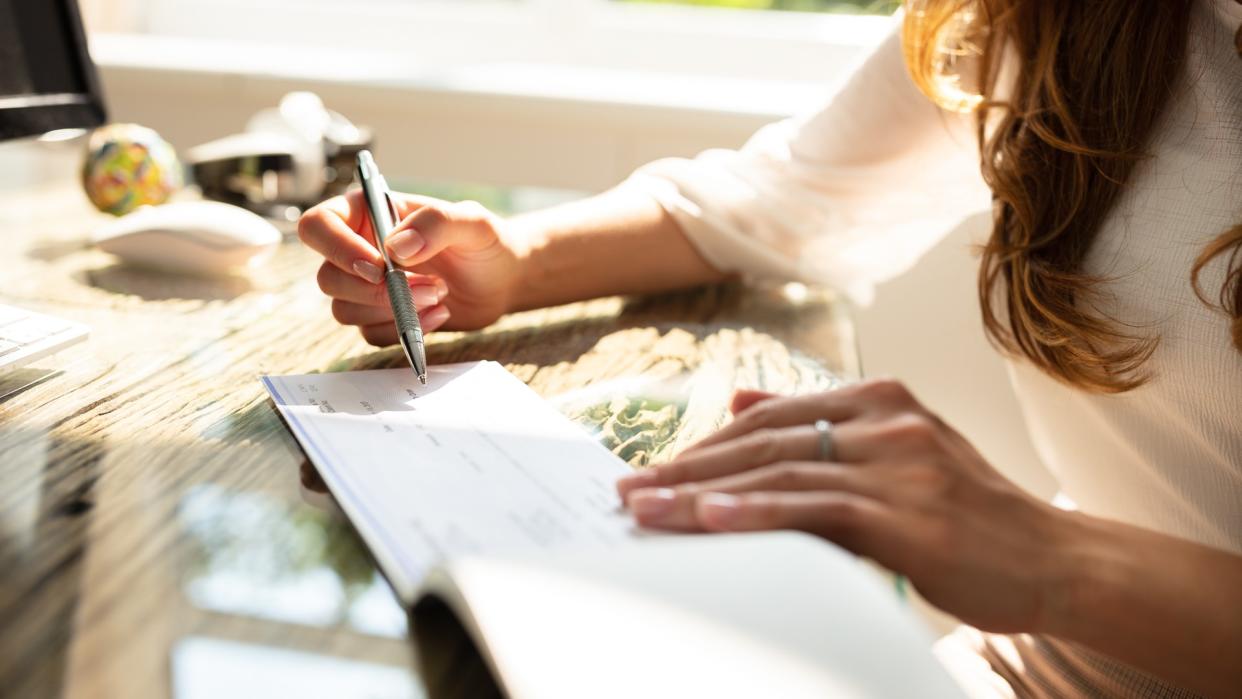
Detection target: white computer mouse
<box><xmin>92</xmin><ymin>200</ymin><xmax>282</xmax><ymax>275</ymax></box>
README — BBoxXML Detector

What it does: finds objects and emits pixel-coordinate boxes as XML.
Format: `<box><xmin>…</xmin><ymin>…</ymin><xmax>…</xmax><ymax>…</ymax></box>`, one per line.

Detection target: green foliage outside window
<box><xmin>616</xmin><ymin>0</ymin><xmax>900</xmax><ymax>14</ymax></box>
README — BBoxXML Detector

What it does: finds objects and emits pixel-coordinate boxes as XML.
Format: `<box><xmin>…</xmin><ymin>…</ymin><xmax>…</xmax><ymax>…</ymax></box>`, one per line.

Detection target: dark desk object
<box><xmin>0</xmin><ymin>165</ymin><xmax>858</xmax><ymax>698</ymax></box>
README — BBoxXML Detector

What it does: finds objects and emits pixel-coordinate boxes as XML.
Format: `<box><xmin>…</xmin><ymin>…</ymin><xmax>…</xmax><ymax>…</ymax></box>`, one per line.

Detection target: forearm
<box><xmin>1041</xmin><ymin>511</ymin><xmax>1242</xmax><ymax>696</ymax></box>
<box><xmin>504</xmin><ymin>185</ymin><xmax>727</xmax><ymax>312</ymax></box>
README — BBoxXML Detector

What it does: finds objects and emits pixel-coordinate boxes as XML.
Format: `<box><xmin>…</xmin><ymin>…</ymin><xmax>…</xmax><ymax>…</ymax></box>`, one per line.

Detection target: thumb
<box><xmin>385</xmin><ymin>199</ymin><xmax>500</xmax><ymax>267</ymax></box>
<box><xmin>730</xmin><ymin>389</ymin><xmax>779</xmax><ymax>415</ymax></box>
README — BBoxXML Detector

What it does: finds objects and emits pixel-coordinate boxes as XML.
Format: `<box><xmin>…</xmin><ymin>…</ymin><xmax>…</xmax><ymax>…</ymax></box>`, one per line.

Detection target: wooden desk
<box><xmin>0</xmin><ymin>178</ymin><xmax>857</xmax><ymax>698</ymax></box>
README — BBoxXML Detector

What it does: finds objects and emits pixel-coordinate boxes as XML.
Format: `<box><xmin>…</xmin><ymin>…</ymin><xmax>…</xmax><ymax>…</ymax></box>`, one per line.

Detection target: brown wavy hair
<box><xmin>901</xmin><ymin>0</ymin><xmax>1242</xmax><ymax>393</ymax></box>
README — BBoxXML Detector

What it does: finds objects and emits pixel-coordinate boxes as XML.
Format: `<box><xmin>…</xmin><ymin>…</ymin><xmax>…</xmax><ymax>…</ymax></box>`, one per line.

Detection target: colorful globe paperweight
<box><xmin>82</xmin><ymin>123</ymin><xmax>184</xmax><ymax>216</ymax></box>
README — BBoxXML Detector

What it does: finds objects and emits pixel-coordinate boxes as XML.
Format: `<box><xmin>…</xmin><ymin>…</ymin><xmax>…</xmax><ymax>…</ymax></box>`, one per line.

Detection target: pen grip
<box><xmin>385</xmin><ymin>269</ymin><xmax>424</xmax><ymax>338</ymax></box>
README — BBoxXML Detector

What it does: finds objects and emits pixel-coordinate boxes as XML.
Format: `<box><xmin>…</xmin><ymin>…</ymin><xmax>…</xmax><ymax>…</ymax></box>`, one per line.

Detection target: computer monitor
<box><xmin>0</xmin><ymin>0</ymin><xmax>106</xmax><ymax>141</ymax></box>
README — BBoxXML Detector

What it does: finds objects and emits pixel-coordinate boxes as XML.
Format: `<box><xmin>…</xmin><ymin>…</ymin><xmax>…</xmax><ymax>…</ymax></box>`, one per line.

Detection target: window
<box><xmin>90</xmin><ymin>0</ymin><xmax>895</xmax><ymax>190</ymax></box>
<box><xmin>614</xmin><ymin>0</ymin><xmax>898</xmax><ymax>14</ymax></box>
<box><xmin>130</xmin><ymin>0</ymin><xmax>895</xmax><ymax>84</ymax></box>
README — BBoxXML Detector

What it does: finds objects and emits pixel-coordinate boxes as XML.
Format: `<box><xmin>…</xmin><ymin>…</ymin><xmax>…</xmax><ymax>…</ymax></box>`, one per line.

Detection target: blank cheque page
<box><xmin>262</xmin><ymin>361</ymin><xmax>636</xmax><ymax>601</ymax></box>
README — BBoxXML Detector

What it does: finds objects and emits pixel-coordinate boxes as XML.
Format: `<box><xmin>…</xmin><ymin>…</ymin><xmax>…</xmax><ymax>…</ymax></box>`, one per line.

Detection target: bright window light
<box><xmin>614</xmin><ymin>0</ymin><xmax>898</xmax><ymax>13</ymax></box>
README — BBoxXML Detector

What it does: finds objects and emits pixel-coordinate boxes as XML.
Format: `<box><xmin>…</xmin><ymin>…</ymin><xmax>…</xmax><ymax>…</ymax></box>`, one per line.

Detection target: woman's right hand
<box><xmin>298</xmin><ymin>190</ymin><xmax>523</xmax><ymax>346</ymax></box>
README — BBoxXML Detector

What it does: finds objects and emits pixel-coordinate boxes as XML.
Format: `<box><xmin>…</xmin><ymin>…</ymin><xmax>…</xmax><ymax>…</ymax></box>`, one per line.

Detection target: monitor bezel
<box><xmin>0</xmin><ymin>0</ymin><xmax>107</xmax><ymax>141</ymax></box>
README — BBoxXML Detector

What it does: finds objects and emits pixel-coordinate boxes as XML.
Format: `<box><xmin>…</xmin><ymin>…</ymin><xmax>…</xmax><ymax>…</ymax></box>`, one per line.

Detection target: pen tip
<box><xmin>419</xmin><ymin>374</ymin><xmax>428</xmax><ymax>385</ymax></box>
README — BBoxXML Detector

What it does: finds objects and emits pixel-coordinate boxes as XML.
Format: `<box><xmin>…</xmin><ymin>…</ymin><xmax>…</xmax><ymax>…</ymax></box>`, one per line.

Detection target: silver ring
<box><xmin>814</xmin><ymin>419</ymin><xmax>834</xmax><ymax>461</ymax></box>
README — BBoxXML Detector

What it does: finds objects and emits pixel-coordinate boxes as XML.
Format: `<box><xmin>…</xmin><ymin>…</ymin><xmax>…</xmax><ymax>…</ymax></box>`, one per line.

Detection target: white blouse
<box><xmin>627</xmin><ymin>2</ymin><xmax>1242</xmax><ymax>697</ymax></box>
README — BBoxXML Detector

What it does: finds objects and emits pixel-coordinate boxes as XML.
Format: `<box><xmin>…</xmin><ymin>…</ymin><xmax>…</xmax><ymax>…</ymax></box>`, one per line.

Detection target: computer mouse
<box><xmin>92</xmin><ymin>200</ymin><xmax>282</xmax><ymax>275</ymax></box>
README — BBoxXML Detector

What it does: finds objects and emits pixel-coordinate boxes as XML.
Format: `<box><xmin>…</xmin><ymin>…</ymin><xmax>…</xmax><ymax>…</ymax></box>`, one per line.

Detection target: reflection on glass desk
<box><xmin>0</xmin><ymin>165</ymin><xmax>858</xmax><ymax>699</ymax></box>
<box><xmin>172</xmin><ymin>637</ymin><xmax>422</xmax><ymax>699</ymax></box>
<box><xmin>180</xmin><ymin>484</ymin><xmax>406</xmax><ymax>638</ymax></box>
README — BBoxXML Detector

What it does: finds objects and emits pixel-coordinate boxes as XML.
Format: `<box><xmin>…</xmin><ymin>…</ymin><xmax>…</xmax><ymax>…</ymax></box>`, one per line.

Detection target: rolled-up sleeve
<box><xmin>624</xmin><ymin>19</ymin><xmax>991</xmax><ymax>305</ymax></box>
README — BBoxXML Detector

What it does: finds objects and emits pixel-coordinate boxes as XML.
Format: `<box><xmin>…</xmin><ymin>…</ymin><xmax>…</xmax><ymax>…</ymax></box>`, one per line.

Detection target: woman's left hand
<box><xmin>616</xmin><ymin>379</ymin><xmax>1077</xmax><ymax>635</ymax></box>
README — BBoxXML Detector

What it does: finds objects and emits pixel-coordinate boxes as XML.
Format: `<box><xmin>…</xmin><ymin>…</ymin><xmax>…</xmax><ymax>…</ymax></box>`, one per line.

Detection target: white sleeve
<box><xmin>624</xmin><ymin>19</ymin><xmax>991</xmax><ymax>305</ymax></box>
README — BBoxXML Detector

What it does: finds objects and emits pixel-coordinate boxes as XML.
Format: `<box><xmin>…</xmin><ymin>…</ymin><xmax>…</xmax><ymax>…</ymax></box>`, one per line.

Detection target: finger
<box><xmin>730</xmin><ymin>389</ymin><xmax>778</xmax><ymax>415</ymax></box>
<box><xmin>298</xmin><ymin>190</ymin><xmax>385</xmax><ymax>281</ymax></box>
<box><xmin>389</xmin><ymin>192</ymin><xmax>455</xmax><ymax>214</ymax></box>
<box><xmin>628</xmin><ymin>461</ymin><xmax>883</xmax><ymax>531</ymax></box>
<box><xmin>696</xmin><ymin>491</ymin><xmax>891</xmax><ymax>553</ymax></box>
<box><xmin>686</xmin><ymin>378</ymin><xmax>930</xmax><ymax>454</ymax></box>
<box><xmin>299</xmin><ymin>461</ymin><xmax>329</xmax><ymax>494</ymax></box>
<box><xmin>419</xmin><ymin>304</ymin><xmax>452</xmax><ymax>332</ymax></box>
<box><xmin>331</xmin><ymin>300</ymin><xmax>393</xmax><ymax>327</ymax></box>
<box><xmin>317</xmin><ymin>262</ymin><xmax>447</xmax><ymax>307</ymax></box>
<box><xmin>359</xmin><ymin>322</ymin><xmax>396</xmax><ymax>347</ymax></box>
<box><xmin>384</xmin><ymin>200</ymin><xmax>499</xmax><ymax>267</ymax></box>
<box><xmin>685</xmin><ymin>390</ymin><xmax>863</xmax><ymax>454</ymax></box>
<box><xmin>617</xmin><ymin>417</ymin><xmax>899</xmax><ymax>501</ymax></box>
<box><xmin>617</xmin><ymin>424</ymin><xmax>823</xmax><ymax>500</ymax></box>
<box><xmin>848</xmin><ymin>412</ymin><xmax>953</xmax><ymax>463</ymax></box>
<box><xmin>356</xmin><ymin>305</ymin><xmax>452</xmax><ymax>346</ymax></box>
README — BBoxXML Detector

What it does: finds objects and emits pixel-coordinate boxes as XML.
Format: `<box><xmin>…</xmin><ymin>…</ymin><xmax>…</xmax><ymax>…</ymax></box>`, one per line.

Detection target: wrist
<box><xmin>1032</xmin><ymin>506</ymin><xmax>1130</xmax><ymax>638</ymax></box>
<box><xmin>496</xmin><ymin>214</ymin><xmax>541</xmax><ymax>314</ymax></box>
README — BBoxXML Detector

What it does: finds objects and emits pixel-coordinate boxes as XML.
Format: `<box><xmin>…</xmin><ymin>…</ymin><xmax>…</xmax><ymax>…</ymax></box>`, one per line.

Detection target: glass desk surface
<box><xmin>0</xmin><ymin>173</ymin><xmax>857</xmax><ymax>699</ymax></box>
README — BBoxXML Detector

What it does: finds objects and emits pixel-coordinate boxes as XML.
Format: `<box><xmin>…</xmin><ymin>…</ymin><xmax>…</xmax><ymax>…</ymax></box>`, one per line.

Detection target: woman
<box><xmin>297</xmin><ymin>1</ymin><xmax>1242</xmax><ymax>696</ymax></box>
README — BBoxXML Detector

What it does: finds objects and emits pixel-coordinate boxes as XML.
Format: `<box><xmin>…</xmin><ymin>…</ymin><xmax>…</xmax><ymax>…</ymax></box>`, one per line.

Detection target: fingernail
<box><xmin>410</xmin><ymin>285</ymin><xmax>438</xmax><ymax>307</ymax></box>
<box><xmin>388</xmin><ymin>229</ymin><xmax>424</xmax><ymax>263</ymax></box>
<box><xmin>630</xmin><ymin>488</ymin><xmax>676</xmax><ymax>522</ymax></box>
<box><xmin>698</xmin><ymin>493</ymin><xmax>741</xmax><ymax>529</ymax></box>
<box><xmin>353</xmin><ymin>260</ymin><xmax>383</xmax><ymax>284</ymax></box>
<box><xmin>434</xmin><ymin>278</ymin><xmax>448</xmax><ymax>300</ymax></box>
<box><xmin>423</xmin><ymin>305</ymin><xmax>451</xmax><ymax>327</ymax></box>
<box><xmin>616</xmin><ymin>470</ymin><xmax>658</xmax><ymax>498</ymax></box>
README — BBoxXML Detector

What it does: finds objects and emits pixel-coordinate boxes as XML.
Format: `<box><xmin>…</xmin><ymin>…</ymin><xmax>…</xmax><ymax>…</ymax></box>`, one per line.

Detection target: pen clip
<box><xmin>383</xmin><ymin>190</ymin><xmax>401</xmax><ymax>229</ymax></box>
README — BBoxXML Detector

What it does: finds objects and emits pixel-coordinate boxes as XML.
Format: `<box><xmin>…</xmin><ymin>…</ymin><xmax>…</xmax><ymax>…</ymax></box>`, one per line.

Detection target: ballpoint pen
<box><xmin>355</xmin><ymin>150</ymin><xmax>429</xmax><ymax>384</ymax></box>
